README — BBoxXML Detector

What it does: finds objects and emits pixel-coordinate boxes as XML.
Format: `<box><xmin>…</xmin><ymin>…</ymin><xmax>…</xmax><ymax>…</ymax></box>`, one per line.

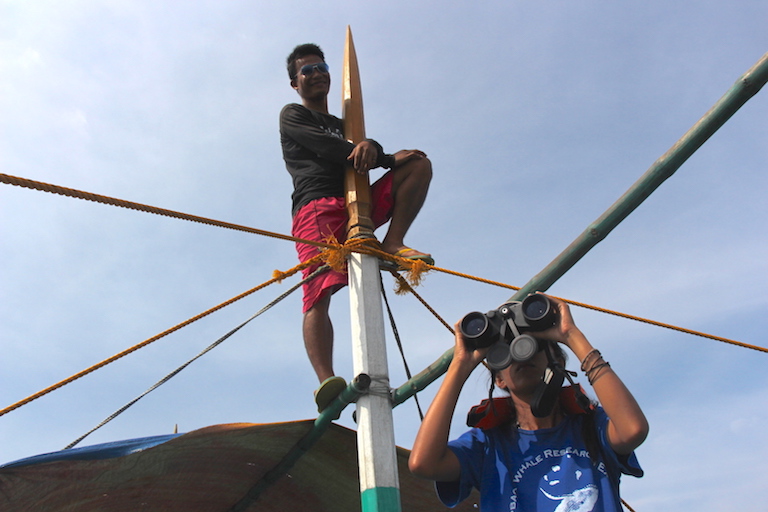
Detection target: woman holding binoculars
<box><xmin>409</xmin><ymin>294</ymin><xmax>649</xmax><ymax>511</ymax></box>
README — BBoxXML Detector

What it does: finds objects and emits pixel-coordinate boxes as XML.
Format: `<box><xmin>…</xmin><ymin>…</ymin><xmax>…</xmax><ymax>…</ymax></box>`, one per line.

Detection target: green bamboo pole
<box><xmin>509</xmin><ymin>51</ymin><xmax>768</xmax><ymax>302</ymax></box>
<box><xmin>392</xmin><ymin>51</ymin><xmax>768</xmax><ymax>408</ymax></box>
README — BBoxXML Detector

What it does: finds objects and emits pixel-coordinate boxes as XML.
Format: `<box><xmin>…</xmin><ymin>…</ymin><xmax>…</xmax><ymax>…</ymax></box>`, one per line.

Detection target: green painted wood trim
<box><xmin>361</xmin><ymin>486</ymin><xmax>402</xmax><ymax>512</ymax></box>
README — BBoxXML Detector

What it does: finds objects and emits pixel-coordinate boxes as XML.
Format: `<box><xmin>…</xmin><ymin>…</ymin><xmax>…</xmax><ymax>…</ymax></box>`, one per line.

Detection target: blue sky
<box><xmin>1</xmin><ymin>1</ymin><xmax>767</xmax><ymax>510</ymax></box>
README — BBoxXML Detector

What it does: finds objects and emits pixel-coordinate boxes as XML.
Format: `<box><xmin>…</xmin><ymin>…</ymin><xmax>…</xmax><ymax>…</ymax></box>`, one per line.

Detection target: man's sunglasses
<box><xmin>297</xmin><ymin>62</ymin><xmax>329</xmax><ymax>77</ymax></box>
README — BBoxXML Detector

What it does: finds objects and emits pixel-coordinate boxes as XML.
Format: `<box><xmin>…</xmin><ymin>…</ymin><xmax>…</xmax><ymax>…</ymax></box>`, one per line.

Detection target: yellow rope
<box><xmin>372</xmin><ymin>243</ymin><xmax>765</xmax><ymax>355</ymax></box>
<box><xmin>2</xmin><ymin>173</ymin><xmax>764</xmax><ymax>418</ymax></box>
<box><xmin>0</xmin><ymin>173</ymin><xmax>333</xmax><ymax>250</ymax></box>
<box><xmin>4</xmin><ymin>172</ymin><xmax>760</xmax><ymax>355</ymax></box>
<box><xmin>621</xmin><ymin>498</ymin><xmax>637</xmax><ymax>512</ymax></box>
<box><xmin>0</xmin><ymin>171</ymin><xmax>506</xmax><ymax>286</ymax></box>
<box><xmin>556</xmin><ymin>294</ymin><xmax>767</xmax><ymax>353</ymax></box>
<box><xmin>400</xmin><ymin>266</ymin><xmax>767</xmax><ymax>353</ymax></box>
<box><xmin>388</xmin><ymin>271</ymin><xmax>454</xmax><ymax>333</ymax></box>
<box><xmin>376</xmin><ymin>254</ymin><xmax>765</xmax><ymax>354</ymax></box>
<box><xmin>425</xmin><ymin>265</ymin><xmax>523</xmax><ymax>293</ymax></box>
<box><xmin>0</xmin><ymin>172</ymin><xmax>441</xmax><ymax>273</ymax></box>
<box><xmin>0</xmin><ymin>237</ymin><xmax>423</xmax><ymax>417</ymax></box>
<box><xmin>0</xmin><ymin>238</ymin><xmax>410</xmax><ymax>418</ymax></box>
<box><xmin>0</xmin><ymin>260</ymin><xmax>318</xmax><ymax>419</ymax></box>
<box><xmin>394</xmin><ymin>262</ymin><xmax>766</xmax><ymax>354</ymax></box>
<box><xmin>9</xmin><ymin>182</ymin><xmax>767</xmax><ymax>408</ymax></box>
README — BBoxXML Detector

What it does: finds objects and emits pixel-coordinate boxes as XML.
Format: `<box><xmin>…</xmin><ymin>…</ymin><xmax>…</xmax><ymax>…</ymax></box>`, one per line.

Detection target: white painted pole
<box><xmin>348</xmin><ymin>255</ymin><xmax>401</xmax><ymax>511</ymax></box>
<box><xmin>342</xmin><ymin>26</ymin><xmax>402</xmax><ymax>512</ymax></box>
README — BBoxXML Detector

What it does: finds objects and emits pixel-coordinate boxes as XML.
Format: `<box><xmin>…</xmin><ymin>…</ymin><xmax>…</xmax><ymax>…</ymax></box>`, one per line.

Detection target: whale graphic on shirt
<box><xmin>540</xmin><ymin>484</ymin><xmax>598</xmax><ymax>512</ymax></box>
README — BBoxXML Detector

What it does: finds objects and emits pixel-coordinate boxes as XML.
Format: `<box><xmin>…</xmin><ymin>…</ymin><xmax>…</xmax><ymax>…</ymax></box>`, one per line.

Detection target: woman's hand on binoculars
<box><xmin>452</xmin><ymin>321</ymin><xmax>490</xmax><ymax>371</ymax></box>
<box><xmin>532</xmin><ymin>295</ymin><xmax>580</xmax><ymax>348</ymax></box>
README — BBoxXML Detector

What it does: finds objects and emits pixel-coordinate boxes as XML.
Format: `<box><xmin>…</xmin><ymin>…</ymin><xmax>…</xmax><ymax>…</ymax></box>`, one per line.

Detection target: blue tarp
<box><xmin>1</xmin><ymin>433</ymin><xmax>180</xmax><ymax>469</ymax></box>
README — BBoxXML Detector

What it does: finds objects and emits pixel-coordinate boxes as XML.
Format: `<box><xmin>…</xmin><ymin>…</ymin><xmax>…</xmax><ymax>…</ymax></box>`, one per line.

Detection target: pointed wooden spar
<box><xmin>342</xmin><ymin>26</ymin><xmax>402</xmax><ymax>512</ymax></box>
<box><xmin>342</xmin><ymin>26</ymin><xmax>375</xmax><ymax>239</ymax></box>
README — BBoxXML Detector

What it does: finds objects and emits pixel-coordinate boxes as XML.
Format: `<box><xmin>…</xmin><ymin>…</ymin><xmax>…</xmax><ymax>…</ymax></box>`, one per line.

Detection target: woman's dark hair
<box><xmin>286</xmin><ymin>43</ymin><xmax>325</xmax><ymax>79</ymax></box>
<box><xmin>488</xmin><ymin>341</ymin><xmax>603</xmax><ymax>465</ymax></box>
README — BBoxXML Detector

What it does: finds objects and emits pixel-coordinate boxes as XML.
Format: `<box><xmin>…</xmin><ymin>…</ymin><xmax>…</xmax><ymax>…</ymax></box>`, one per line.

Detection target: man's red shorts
<box><xmin>291</xmin><ymin>172</ymin><xmax>394</xmax><ymax>313</ymax></box>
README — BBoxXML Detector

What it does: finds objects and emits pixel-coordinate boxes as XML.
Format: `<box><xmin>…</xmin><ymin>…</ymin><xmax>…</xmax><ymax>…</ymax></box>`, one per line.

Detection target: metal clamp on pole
<box><xmin>316</xmin><ymin>373</ymin><xmax>372</xmax><ymax>423</ymax></box>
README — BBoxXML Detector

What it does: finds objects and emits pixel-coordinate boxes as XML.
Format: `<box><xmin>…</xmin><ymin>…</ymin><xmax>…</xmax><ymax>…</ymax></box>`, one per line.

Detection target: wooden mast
<box><xmin>342</xmin><ymin>26</ymin><xmax>402</xmax><ymax>512</ymax></box>
<box><xmin>342</xmin><ymin>27</ymin><xmax>375</xmax><ymax>239</ymax></box>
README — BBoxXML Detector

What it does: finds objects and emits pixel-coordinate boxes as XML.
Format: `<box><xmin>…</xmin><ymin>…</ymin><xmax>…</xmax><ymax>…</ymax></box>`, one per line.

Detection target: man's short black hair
<box><xmin>287</xmin><ymin>43</ymin><xmax>325</xmax><ymax>79</ymax></box>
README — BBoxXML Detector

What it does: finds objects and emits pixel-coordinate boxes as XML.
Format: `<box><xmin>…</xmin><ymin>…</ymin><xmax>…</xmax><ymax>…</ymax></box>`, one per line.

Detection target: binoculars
<box><xmin>459</xmin><ymin>294</ymin><xmax>557</xmax><ymax>371</ymax></box>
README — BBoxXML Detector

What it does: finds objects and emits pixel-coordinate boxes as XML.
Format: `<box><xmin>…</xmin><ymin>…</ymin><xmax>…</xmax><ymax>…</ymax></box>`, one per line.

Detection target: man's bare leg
<box><xmin>303</xmin><ymin>292</ymin><xmax>348</xmax><ymax>411</ymax></box>
<box><xmin>380</xmin><ymin>156</ymin><xmax>433</xmax><ymax>256</ymax></box>
<box><xmin>303</xmin><ymin>292</ymin><xmax>334</xmax><ymax>382</ymax></box>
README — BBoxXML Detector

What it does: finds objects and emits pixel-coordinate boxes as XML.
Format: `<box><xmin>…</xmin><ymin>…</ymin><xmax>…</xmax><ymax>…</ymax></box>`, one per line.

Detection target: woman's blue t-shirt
<box><xmin>438</xmin><ymin>407</ymin><xmax>642</xmax><ymax>511</ymax></box>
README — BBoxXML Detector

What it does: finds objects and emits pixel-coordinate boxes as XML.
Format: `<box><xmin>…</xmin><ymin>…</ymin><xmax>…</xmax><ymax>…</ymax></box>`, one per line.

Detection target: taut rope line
<box><xmin>0</xmin><ymin>173</ymin><xmax>331</xmax><ymax>250</ymax></box>
<box><xmin>0</xmin><ymin>257</ymin><xmax>328</xmax><ymax>419</ymax></box>
<box><xmin>384</xmin><ymin>262</ymin><xmax>765</xmax><ymax>354</ymax></box>
<box><xmin>2</xmin><ymin>173</ymin><xmax>762</xmax><ymax>420</ymax></box>
<box><xmin>0</xmin><ymin>172</ymin><xmax>454</xmax><ymax>272</ymax></box>
<box><xmin>388</xmin><ymin>270</ymin><xmax>454</xmax><ymax>333</ymax></box>
<box><xmin>552</xmin><ymin>294</ymin><xmax>767</xmax><ymax>354</ymax></box>
<box><xmin>63</xmin><ymin>265</ymin><xmax>327</xmax><ymax>450</ymax></box>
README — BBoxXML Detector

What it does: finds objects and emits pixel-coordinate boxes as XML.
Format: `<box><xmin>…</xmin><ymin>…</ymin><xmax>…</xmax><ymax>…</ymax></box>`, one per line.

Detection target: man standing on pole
<box><xmin>280</xmin><ymin>43</ymin><xmax>433</xmax><ymax>411</ymax></box>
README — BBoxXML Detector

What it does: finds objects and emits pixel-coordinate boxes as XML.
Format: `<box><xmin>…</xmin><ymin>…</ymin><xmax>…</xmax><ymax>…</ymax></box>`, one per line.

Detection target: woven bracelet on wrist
<box><xmin>580</xmin><ymin>349</ymin><xmax>601</xmax><ymax>372</ymax></box>
<box><xmin>587</xmin><ymin>361</ymin><xmax>611</xmax><ymax>385</ymax></box>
